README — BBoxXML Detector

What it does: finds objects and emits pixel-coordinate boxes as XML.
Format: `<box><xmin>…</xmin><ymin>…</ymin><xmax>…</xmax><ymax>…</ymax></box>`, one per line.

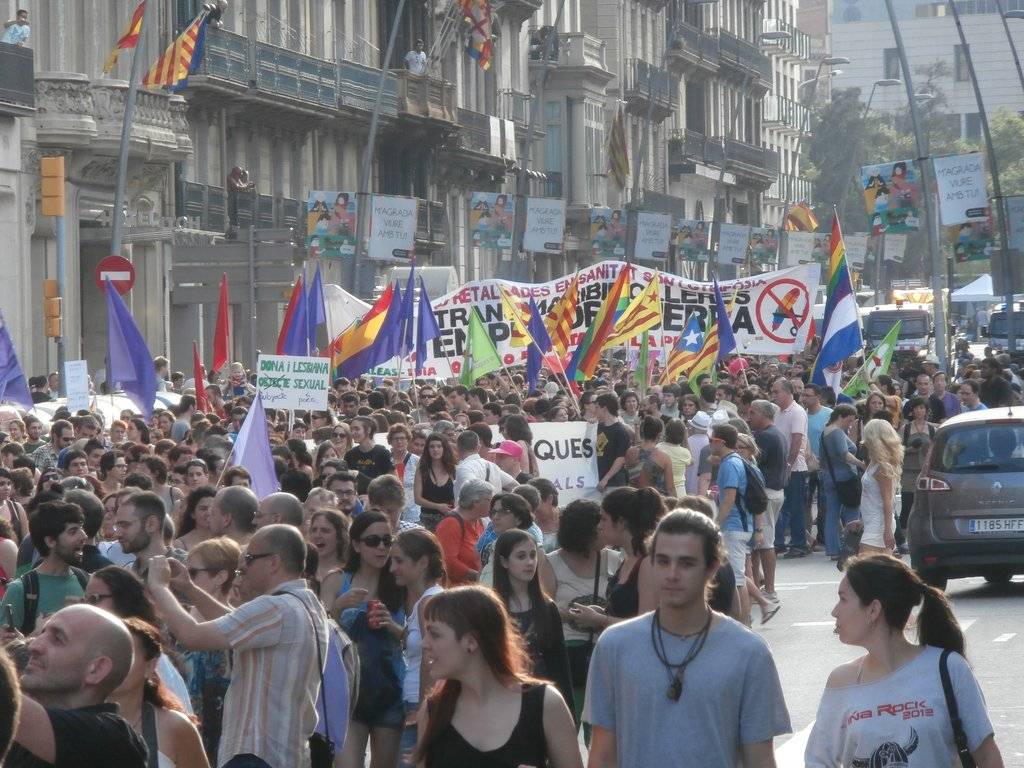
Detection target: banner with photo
<box><xmin>524</xmin><ymin>197</ymin><xmax>566</xmax><ymax>254</ymax></box>
<box><xmin>368</xmin><ymin>195</ymin><xmax>417</xmax><ymax>260</ymax></box>
<box><xmin>933</xmin><ymin>152</ymin><xmax>989</xmax><ymax>226</ymax></box>
<box><xmin>675</xmin><ymin>219</ymin><xmax>711</xmax><ymax>262</ymax></box>
<box><xmin>636</xmin><ymin>212</ymin><xmax>672</xmax><ymax>260</ymax></box>
<box><xmin>948</xmin><ymin>217</ymin><xmax>994</xmax><ymax>262</ymax></box>
<box><xmin>590</xmin><ymin>207</ymin><xmax>626</xmax><ymax>258</ymax></box>
<box><xmin>717</xmin><ymin>223</ymin><xmax>750</xmax><ymax>265</ymax></box>
<box><xmin>469</xmin><ymin>191</ymin><xmax>514</xmax><ymax>249</ymax></box>
<box><xmin>306</xmin><ymin>191</ymin><xmax>357</xmax><ymax>258</ymax></box>
<box><xmin>861</xmin><ymin>159</ymin><xmax>921</xmax><ymax>233</ymax></box>
<box><xmin>748</xmin><ymin>226</ymin><xmax>780</xmax><ymax>266</ymax></box>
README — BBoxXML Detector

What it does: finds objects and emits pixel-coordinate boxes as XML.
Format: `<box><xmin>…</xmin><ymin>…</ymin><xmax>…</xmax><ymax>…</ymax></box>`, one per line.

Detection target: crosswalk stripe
<box><xmin>792</xmin><ymin>621</ymin><xmax>834</xmax><ymax>627</ymax></box>
<box><xmin>994</xmin><ymin>633</ymin><xmax>1016</xmax><ymax>643</ymax></box>
<box><xmin>959</xmin><ymin>618</ymin><xmax>977</xmax><ymax>631</ymax></box>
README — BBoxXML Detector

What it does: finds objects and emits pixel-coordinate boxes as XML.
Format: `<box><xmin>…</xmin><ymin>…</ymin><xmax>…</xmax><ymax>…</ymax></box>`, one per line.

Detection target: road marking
<box><xmin>994</xmin><ymin>633</ymin><xmax>1017</xmax><ymax>643</ymax></box>
<box><xmin>776</xmin><ymin>580</ymin><xmax>841</xmax><ymax>587</ymax></box>
<box><xmin>775</xmin><ymin>585</ymin><xmax>808</xmax><ymax>592</ymax></box>
<box><xmin>960</xmin><ymin>619</ymin><xmax>977</xmax><ymax>632</ymax></box>
<box><xmin>792</xmin><ymin>621</ymin><xmax>834</xmax><ymax>627</ymax></box>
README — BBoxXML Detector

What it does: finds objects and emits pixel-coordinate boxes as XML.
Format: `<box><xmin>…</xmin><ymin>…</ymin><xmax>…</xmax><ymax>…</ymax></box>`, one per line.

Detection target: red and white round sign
<box><xmin>95</xmin><ymin>254</ymin><xmax>135</xmax><ymax>295</ymax></box>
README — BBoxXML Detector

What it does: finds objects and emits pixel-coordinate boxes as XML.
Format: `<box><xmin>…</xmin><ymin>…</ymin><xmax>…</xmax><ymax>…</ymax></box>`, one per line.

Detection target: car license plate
<box><xmin>968</xmin><ymin>518</ymin><xmax>1024</xmax><ymax>533</ymax></box>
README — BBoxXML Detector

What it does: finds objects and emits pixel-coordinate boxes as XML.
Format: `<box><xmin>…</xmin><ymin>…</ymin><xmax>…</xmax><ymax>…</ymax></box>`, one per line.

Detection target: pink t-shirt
<box><xmin>774</xmin><ymin>400</ymin><xmax>808</xmax><ymax>472</ymax></box>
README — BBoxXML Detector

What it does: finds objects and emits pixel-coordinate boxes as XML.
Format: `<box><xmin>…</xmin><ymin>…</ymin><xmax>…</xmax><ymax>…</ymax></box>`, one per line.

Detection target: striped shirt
<box><xmin>211</xmin><ymin>579</ymin><xmax>328</xmax><ymax>767</ymax></box>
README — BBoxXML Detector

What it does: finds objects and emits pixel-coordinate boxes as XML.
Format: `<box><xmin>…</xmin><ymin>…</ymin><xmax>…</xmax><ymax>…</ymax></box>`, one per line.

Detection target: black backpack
<box><xmin>20</xmin><ymin>565</ymin><xmax>89</xmax><ymax>634</ymax></box>
<box><xmin>732</xmin><ymin>457</ymin><xmax>768</xmax><ymax>531</ymax></box>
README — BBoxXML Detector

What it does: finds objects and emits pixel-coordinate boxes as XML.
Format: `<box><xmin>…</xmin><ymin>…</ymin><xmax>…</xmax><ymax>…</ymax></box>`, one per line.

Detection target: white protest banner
<box><xmin>64</xmin><ymin>360</ymin><xmax>90</xmax><ymax>412</ymax></box>
<box><xmin>530</xmin><ymin>421</ymin><xmax>599</xmax><ymax>503</ymax></box>
<box><xmin>256</xmin><ymin>354</ymin><xmax>330</xmax><ymax>409</ymax></box>
<box><xmin>932</xmin><ymin>152</ymin><xmax>988</xmax><ymax>226</ymax></box>
<box><xmin>717</xmin><ymin>223</ymin><xmax>750</xmax><ymax>265</ymax></box>
<box><xmin>635</xmin><ymin>212</ymin><xmax>671</xmax><ymax>260</ymax></box>
<box><xmin>782</xmin><ymin>231</ymin><xmax>816</xmax><ymax>267</ymax></box>
<box><xmin>389</xmin><ymin>260</ymin><xmax>821</xmax><ymax>379</ymax></box>
<box><xmin>883</xmin><ymin>233</ymin><xmax>907</xmax><ymax>263</ymax></box>
<box><xmin>845</xmin><ymin>233</ymin><xmax>870</xmax><ymax>270</ymax></box>
<box><xmin>369</xmin><ymin>195</ymin><xmax>417</xmax><ymax>260</ymax></box>
<box><xmin>524</xmin><ymin>197</ymin><xmax>566</xmax><ymax>254</ymax></box>
<box><xmin>1006</xmin><ymin>194</ymin><xmax>1024</xmax><ymax>253</ymax></box>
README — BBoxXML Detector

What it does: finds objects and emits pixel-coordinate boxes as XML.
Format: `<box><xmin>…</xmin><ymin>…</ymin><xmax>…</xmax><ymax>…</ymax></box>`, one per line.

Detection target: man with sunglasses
<box><xmin>147</xmin><ymin>524</ymin><xmax>329</xmax><ymax>768</ymax></box>
<box><xmin>30</xmin><ymin>420</ymin><xmax>74</xmax><ymax>473</ymax></box>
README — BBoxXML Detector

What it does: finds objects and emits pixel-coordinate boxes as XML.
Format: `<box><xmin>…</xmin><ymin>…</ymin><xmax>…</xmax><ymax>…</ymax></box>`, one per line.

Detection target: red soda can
<box><xmin>367</xmin><ymin>599</ymin><xmax>382</xmax><ymax>629</ymax></box>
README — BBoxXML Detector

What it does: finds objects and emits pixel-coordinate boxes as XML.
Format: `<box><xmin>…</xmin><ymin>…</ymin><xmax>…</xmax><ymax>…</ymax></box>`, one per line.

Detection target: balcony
<box><xmin>177</xmin><ymin>181</ymin><xmax>300</xmax><ymax>234</ymax></box>
<box><xmin>622</xmin><ymin>58</ymin><xmax>677</xmax><ymax>122</ymax></box>
<box><xmin>665</xmin><ymin>22</ymin><xmax>719</xmax><ymax>78</ymax></box>
<box><xmin>668</xmin><ymin>129</ymin><xmax>725</xmax><ymax>173</ymax></box>
<box><xmin>254</xmin><ymin>41</ymin><xmax>338</xmax><ymax>110</ymax></box>
<box><xmin>415</xmin><ymin>199</ymin><xmax>447</xmax><ymax>249</ymax></box>
<box><xmin>0</xmin><ymin>41</ymin><xmax>34</xmax><ymax>116</ymax></box>
<box><xmin>339</xmin><ymin>61</ymin><xmax>398</xmax><ymax>116</ymax></box>
<box><xmin>762</xmin><ymin>19</ymin><xmax>812</xmax><ymax>61</ymax></box>
<box><xmin>715</xmin><ymin>30</ymin><xmax>772</xmax><ymax>93</ymax></box>
<box><xmin>393</xmin><ymin>70</ymin><xmax>456</xmax><ymax>125</ymax></box>
<box><xmin>767</xmin><ymin>173</ymin><xmax>813</xmax><ymax>204</ymax></box>
<box><xmin>498</xmin><ymin>89</ymin><xmax>531</xmax><ymax>130</ymax></box>
<box><xmin>530</xmin><ymin>31</ymin><xmax>609</xmax><ymax>76</ymax></box>
<box><xmin>722</xmin><ymin>138</ymin><xmax>779</xmax><ymax>185</ymax></box>
<box><xmin>763</xmin><ymin>95</ymin><xmax>809</xmax><ymax>134</ymax></box>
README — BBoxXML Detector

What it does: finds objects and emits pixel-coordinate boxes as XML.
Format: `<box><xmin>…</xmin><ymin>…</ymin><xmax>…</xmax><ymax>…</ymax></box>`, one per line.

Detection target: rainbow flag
<box><xmin>328</xmin><ymin>283</ymin><xmax>396</xmax><ymax>377</ymax></box>
<box><xmin>566</xmin><ymin>265</ymin><xmax>630</xmax><ymax>381</ymax></box>
<box><xmin>812</xmin><ymin>214</ymin><xmax>863</xmax><ymax>394</ymax></box>
<box><xmin>103</xmin><ymin>1</ymin><xmax>146</xmax><ymax>74</ymax></box>
<box><xmin>143</xmin><ymin>10</ymin><xmax>209</xmax><ymax>89</ymax></box>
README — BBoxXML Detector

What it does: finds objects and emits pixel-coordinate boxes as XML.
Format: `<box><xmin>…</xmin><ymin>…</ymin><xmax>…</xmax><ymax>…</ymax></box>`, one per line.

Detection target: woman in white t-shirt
<box><xmin>806</xmin><ymin>554</ymin><xmax>1004</xmax><ymax>767</ymax></box>
<box><xmin>858</xmin><ymin>420</ymin><xmax>903</xmax><ymax>553</ymax></box>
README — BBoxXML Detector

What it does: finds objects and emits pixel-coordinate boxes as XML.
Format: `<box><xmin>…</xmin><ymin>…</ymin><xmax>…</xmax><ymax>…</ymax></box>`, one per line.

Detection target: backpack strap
<box><xmin>21</xmin><ymin>569</ymin><xmax>39</xmax><ymax>634</ymax></box>
<box><xmin>71</xmin><ymin>566</ymin><xmax>89</xmax><ymax>590</ymax></box>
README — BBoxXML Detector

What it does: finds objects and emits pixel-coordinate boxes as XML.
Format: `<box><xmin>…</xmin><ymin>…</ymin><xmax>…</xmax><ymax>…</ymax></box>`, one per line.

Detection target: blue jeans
<box><xmin>821</xmin><ymin>475</ymin><xmax>861</xmax><ymax>556</ymax></box>
<box><xmin>222</xmin><ymin>756</ymin><xmax>273</xmax><ymax>768</ymax></box>
<box><xmin>774</xmin><ymin>471</ymin><xmax>808</xmax><ymax>550</ymax></box>
<box><xmin>399</xmin><ymin>702</ymin><xmax>418</xmax><ymax>768</ymax></box>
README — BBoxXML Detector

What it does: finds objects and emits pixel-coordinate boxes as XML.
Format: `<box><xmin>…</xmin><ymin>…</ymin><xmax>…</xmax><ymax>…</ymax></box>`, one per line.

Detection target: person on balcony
<box><xmin>1</xmin><ymin>9</ymin><xmax>30</xmax><ymax>46</ymax></box>
<box><xmin>404</xmin><ymin>39</ymin><xmax>427</xmax><ymax>76</ymax></box>
<box><xmin>226</xmin><ymin>166</ymin><xmax>255</xmax><ymax>236</ymax></box>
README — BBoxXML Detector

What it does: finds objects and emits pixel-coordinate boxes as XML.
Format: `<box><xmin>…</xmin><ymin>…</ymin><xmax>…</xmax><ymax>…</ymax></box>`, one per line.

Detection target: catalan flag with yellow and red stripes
<box><xmin>142</xmin><ymin>11</ymin><xmax>209</xmax><ymax>89</ymax></box>
<box><xmin>603</xmin><ymin>272</ymin><xmax>662</xmax><ymax>349</ymax></box>
<box><xmin>103</xmin><ymin>1</ymin><xmax>146</xmax><ymax>74</ymax></box>
<box><xmin>608</xmin><ymin>106</ymin><xmax>630</xmax><ymax>190</ymax></box>
<box><xmin>544</xmin><ymin>274</ymin><xmax>579</xmax><ymax>357</ymax></box>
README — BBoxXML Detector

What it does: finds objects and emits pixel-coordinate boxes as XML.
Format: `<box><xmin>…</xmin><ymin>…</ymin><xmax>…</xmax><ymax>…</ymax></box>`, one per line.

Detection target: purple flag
<box><xmin>398</xmin><ymin>265</ymin><xmax>416</xmax><ymax>359</ymax></box>
<box><xmin>281</xmin><ymin>277</ymin><xmax>309</xmax><ymax>356</ymax></box>
<box><xmin>232</xmin><ymin>392</ymin><xmax>280</xmax><ymax>499</ymax></box>
<box><xmin>306</xmin><ymin>262</ymin><xmax>326</xmax><ymax>354</ymax></box>
<box><xmin>526</xmin><ymin>297</ymin><xmax>553</xmax><ymax>391</ymax></box>
<box><xmin>0</xmin><ymin>310</ymin><xmax>32</xmax><ymax>410</ymax></box>
<box><xmin>415</xmin><ymin>275</ymin><xmax>440</xmax><ymax>375</ymax></box>
<box><xmin>106</xmin><ymin>279</ymin><xmax>157</xmax><ymax>418</ymax></box>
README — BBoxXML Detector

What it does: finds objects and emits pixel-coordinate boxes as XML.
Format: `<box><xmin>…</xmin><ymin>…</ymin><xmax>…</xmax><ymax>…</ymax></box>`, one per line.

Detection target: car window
<box><xmin>935</xmin><ymin>424</ymin><xmax>1024</xmax><ymax>472</ymax></box>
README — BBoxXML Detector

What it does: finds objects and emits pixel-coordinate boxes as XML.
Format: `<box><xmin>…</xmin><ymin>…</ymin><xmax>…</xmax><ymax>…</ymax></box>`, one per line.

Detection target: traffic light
<box><xmin>40</xmin><ymin>156</ymin><xmax>65</xmax><ymax>217</ymax></box>
<box><xmin>43</xmin><ymin>278</ymin><xmax>61</xmax><ymax>338</ymax></box>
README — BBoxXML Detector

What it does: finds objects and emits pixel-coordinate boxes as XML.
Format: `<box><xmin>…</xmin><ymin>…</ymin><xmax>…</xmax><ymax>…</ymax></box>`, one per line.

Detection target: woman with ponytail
<box><xmin>414</xmin><ymin>586</ymin><xmax>581</xmax><ymax>768</ymax></box>
<box><xmin>806</xmin><ymin>554</ymin><xmax>1003</xmax><ymax>767</ymax></box>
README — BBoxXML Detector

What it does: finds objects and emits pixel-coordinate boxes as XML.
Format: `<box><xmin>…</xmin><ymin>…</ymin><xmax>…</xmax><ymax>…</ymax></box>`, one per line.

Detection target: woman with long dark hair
<box><xmin>307</xmin><ymin>509</ymin><xmax>349</xmax><ymax>599</ymax></box>
<box><xmin>806</xmin><ymin>554</ymin><xmax>1003</xmax><ymax>766</ymax></box>
<box><xmin>109</xmin><ymin>618</ymin><xmax>209</xmax><ymax>768</ymax></box>
<box><xmin>492</xmin><ymin>529</ymin><xmax>574</xmax><ymax>713</ymax></box>
<box><xmin>173</xmin><ymin>485</ymin><xmax>218</xmax><ymax>552</ymax></box>
<box><xmin>820</xmin><ymin>404</ymin><xmax>865</xmax><ymax>560</ymax></box>
<box><xmin>414</xmin><ymin>434</ymin><xmax>456</xmax><ymax>530</ymax></box>
<box><xmin>332</xmin><ymin>511</ymin><xmax>406</xmax><ymax>768</ymax></box>
<box><xmin>414</xmin><ymin>586</ymin><xmax>582</xmax><ymax>768</ymax></box>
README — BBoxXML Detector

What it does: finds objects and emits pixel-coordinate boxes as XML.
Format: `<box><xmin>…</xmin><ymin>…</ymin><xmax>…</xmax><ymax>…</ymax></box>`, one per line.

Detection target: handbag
<box><xmin>566</xmin><ymin>552</ymin><xmax>606</xmax><ymax>689</ymax></box>
<box><xmin>823</xmin><ymin>430</ymin><xmax>862</xmax><ymax>508</ymax></box>
<box><xmin>940</xmin><ymin>649</ymin><xmax>978</xmax><ymax>768</ymax></box>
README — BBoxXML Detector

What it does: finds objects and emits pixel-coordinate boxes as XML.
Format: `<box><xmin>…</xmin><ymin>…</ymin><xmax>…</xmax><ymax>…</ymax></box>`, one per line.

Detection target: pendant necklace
<box><xmin>650</xmin><ymin>607</ymin><xmax>713</xmax><ymax>702</ymax></box>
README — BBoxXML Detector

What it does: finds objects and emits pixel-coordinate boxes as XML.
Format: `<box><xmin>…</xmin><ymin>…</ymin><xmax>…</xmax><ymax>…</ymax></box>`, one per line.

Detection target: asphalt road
<box><xmin>761</xmin><ymin>552</ymin><xmax>1024</xmax><ymax>765</ymax></box>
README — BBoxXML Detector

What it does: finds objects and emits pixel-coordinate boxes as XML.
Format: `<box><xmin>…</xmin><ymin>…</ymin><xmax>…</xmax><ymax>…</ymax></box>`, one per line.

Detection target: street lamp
<box><xmin>999</xmin><ymin>4</ymin><xmax>1024</xmax><ymax>96</ymax></box>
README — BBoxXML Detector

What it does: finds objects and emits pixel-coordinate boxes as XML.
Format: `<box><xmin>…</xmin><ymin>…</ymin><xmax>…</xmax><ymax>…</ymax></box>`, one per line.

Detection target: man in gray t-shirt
<box><xmin>583</xmin><ymin>509</ymin><xmax>791</xmax><ymax>768</ymax></box>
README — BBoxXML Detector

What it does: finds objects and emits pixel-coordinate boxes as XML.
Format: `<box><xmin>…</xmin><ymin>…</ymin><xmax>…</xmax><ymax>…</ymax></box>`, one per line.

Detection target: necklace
<box><xmin>650</xmin><ymin>607</ymin><xmax>713</xmax><ymax>702</ymax></box>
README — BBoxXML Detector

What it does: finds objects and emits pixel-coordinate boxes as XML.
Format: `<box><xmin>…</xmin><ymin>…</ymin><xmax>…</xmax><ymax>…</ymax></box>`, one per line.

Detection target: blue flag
<box><xmin>306</xmin><ymin>262</ymin><xmax>326</xmax><ymax>354</ymax></box>
<box><xmin>712</xmin><ymin>274</ymin><xmax>737</xmax><ymax>362</ymax></box>
<box><xmin>526</xmin><ymin>297</ymin><xmax>553</xmax><ymax>391</ymax></box>
<box><xmin>415</xmin><ymin>276</ymin><xmax>440</xmax><ymax>376</ymax></box>
<box><xmin>398</xmin><ymin>266</ymin><xmax>416</xmax><ymax>359</ymax></box>
<box><xmin>232</xmin><ymin>392</ymin><xmax>280</xmax><ymax>499</ymax></box>
<box><xmin>106</xmin><ymin>279</ymin><xmax>157</xmax><ymax>418</ymax></box>
<box><xmin>281</xmin><ymin>277</ymin><xmax>309</xmax><ymax>356</ymax></box>
<box><xmin>0</xmin><ymin>310</ymin><xmax>32</xmax><ymax>410</ymax></box>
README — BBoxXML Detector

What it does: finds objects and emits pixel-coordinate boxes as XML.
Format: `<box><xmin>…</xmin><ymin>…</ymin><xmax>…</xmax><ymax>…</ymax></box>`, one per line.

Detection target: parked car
<box><xmin>909</xmin><ymin>407</ymin><xmax>1024</xmax><ymax>590</ymax></box>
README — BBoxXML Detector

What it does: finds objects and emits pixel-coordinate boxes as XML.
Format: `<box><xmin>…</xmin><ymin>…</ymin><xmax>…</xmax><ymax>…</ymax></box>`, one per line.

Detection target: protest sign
<box><xmin>676</xmin><ymin>219</ymin><xmax>710</xmax><ymax>261</ymax></box>
<box><xmin>932</xmin><ymin>152</ymin><xmax>988</xmax><ymax>226</ymax></box>
<box><xmin>64</xmin><ymin>360</ymin><xmax>90</xmax><ymax>412</ymax></box>
<box><xmin>636</xmin><ymin>212</ymin><xmax>671</xmax><ymax>260</ymax></box>
<box><xmin>844</xmin><ymin>233</ymin><xmax>869</xmax><ymax>270</ymax></box>
<box><xmin>782</xmin><ymin>231</ymin><xmax>816</xmax><ymax>267</ymax></box>
<box><xmin>717</xmin><ymin>223</ymin><xmax>750</xmax><ymax>265</ymax></box>
<box><xmin>590</xmin><ymin>208</ymin><xmax>626</xmax><ymax>258</ymax></box>
<box><xmin>882</xmin><ymin>233</ymin><xmax>908</xmax><ymax>263</ymax></box>
<box><xmin>524</xmin><ymin>197</ymin><xmax>565</xmax><ymax>253</ymax></box>
<box><xmin>306</xmin><ymin>191</ymin><xmax>357</xmax><ymax>258</ymax></box>
<box><xmin>861</xmin><ymin>159</ymin><xmax>921</xmax><ymax>232</ymax></box>
<box><xmin>256</xmin><ymin>354</ymin><xmax>330</xmax><ymax>409</ymax></box>
<box><xmin>469</xmin><ymin>191</ymin><xmax>513</xmax><ymax>249</ymax></box>
<box><xmin>369</xmin><ymin>195</ymin><xmax>417</xmax><ymax>260</ymax></box>
<box><xmin>530</xmin><ymin>421</ymin><xmax>599</xmax><ymax>503</ymax></box>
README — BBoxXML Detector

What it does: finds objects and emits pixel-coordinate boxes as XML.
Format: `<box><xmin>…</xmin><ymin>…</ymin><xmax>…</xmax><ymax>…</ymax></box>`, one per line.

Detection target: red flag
<box><xmin>276</xmin><ymin>276</ymin><xmax>304</xmax><ymax>355</ymax></box>
<box><xmin>211</xmin><ymin>272</ymin><xmax>229</xmax><ymax>372</ymax></box>
<box><xmin>193</xmin><ymin>341</ymin><xmax>210</xmax><ymax>413</ymax></box>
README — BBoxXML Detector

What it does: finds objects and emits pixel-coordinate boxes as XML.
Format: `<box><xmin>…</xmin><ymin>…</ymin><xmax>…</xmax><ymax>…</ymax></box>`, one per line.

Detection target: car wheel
<box><xmin>920</xmin><ymin>570</ymin><xmax>948</xmax><ymax>591</ymax></box>
<box><xmin>984</xmin><ymin>571</ymin><xmax>1013</xmax><ymax>584</ymax></box>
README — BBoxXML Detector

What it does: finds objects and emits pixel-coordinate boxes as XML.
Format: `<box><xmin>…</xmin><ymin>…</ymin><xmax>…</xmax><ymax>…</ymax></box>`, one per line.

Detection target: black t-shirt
<box><xmin>344</xmin><ymin>444</ymin><xmax>395</xmax><ymax>486</ymax></box>
<box><xmin>981</xmin><ymin>374</ymin><xmax>1015</xmax><ymax>408</ymax></box>
<box><xmin>901</xmin><ymin>393</ymin><xmax>945</xmax><ymax>423</ymax></box>
<box><xmin>596</xmin><ymin>421</ymin><xmax>631</xmax><ymax>485</ymax></box>
<box><xmin>753</xmin><ymin>425</ymin><xmax>787</xmax><ymax>491</ymax></box>
<box><xmin>5</xmin><ymin>703</ymin><xmax>148</xmax><ymax>767</ymax></box>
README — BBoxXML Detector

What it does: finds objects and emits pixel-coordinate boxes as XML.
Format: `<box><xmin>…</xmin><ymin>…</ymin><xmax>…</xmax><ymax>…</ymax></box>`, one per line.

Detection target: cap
<box><xmin>489</xmin><ymin>440</ymin><xmax>525</xmax><ymax>459</ymax></box>
<box><xmin>689</xmin><ymin>411</ymin><xmax>711</xmax><ymax>430</ymax></box>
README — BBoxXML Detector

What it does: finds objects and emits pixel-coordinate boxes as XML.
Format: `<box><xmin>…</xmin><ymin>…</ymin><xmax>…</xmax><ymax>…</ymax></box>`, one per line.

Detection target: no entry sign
<box><xmin>95</xmin><ymin>254</ymin><xmax>135</xmax><ymax>295</ymax></box>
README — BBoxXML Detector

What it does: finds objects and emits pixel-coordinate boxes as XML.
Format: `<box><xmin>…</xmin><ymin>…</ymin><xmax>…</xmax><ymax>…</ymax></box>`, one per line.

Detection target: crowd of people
<box><xmin>0</xmin><ymin>342</ymin><xmax>1014</xmax><ymax>767</ymax></box>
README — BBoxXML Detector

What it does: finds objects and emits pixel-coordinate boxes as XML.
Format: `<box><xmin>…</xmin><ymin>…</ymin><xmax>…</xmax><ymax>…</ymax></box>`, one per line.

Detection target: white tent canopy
<box><xmin>951</xmin><ymin>274</ymin><xmax>1024</xmax><ymax>303</ymax></box>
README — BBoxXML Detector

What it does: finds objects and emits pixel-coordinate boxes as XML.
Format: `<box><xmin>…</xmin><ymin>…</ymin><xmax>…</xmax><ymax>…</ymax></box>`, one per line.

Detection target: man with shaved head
<box><xmin>211</xmin><ymin>485</ymin><xmax>259</xmax><ymax>546</ymax></box>
<box><xmin>255</xmin><ymin>491</ymin><xmax>305</xmax><ymax>529</ymax></box>
<box><xmin>5</xmin><ymin>604</ymin><xmax>148</xmax><ymax>766</ymax></box>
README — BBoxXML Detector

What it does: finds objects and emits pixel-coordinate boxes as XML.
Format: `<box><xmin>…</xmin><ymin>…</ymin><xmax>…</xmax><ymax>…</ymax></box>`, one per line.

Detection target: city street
<box><xmin>764</xmin><ymin>553</ymin><xmax>1024</xmax><ymax>765</ymax></box>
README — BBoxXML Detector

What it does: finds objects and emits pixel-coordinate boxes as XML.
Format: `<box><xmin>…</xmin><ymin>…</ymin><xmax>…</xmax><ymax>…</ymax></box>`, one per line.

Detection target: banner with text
<box><xmin>64</xmin><ymin>360</ymin><xmax>90</xmax><ymax>413</ymax></box>
<box><xmin>256</xmin><ymin>355</ymin><xmax>330</xmax><ymax>410</ymax></box>
<box><xmin>676</xmin><ymin>219</ymin><xmax>711</xmax><ymax>262</ymax></box>
<box><xmin>636</xmin><ymin>212</ymin><xmax>671</xmax><ymax>260</ymax></box>
<box><xmin>531</xmin><ymin>421</ymin><xmax>599</xmax><ymax>503</ymax></box>
<box><xmin>861</xmin><ymin>159</ymin><xmax>921</xmax><ymax>233</ymax></box>
<box><xmin>590</xmin><ymin>208</ymin><xmax>626</xmax><ymax>258</ymax></box>
<box><xmin>782</xmin><ymin>231</ymin><xmax>816</xmax><ymax>267</ymax></box>
<box><xmin>524</xmin><ymin>197</ymin><xmax>566</xmax><ymax>254</ymax></box>
<box><xmin>369</xmin><ymin>195</ymin><xmax>417</xmax><ymax>260</ymax></box>
<box><xmin>470</xmin><ymin>191</ymin><xmax>513</xmax><ymax>249</ymax></box>
<box><xmin>845</xmin><ymin>233</ymin><xmax>870</xmax><ymax>270</ymax></box>
<box><xmin>717</xmin><ymin>223</ymin><xmax>751</xmax><ymax>265</ymax></box>
<box><xmin>306</xmin><ymin>191</ymin><xmax>357</xmax><ymax>258</ymax></box>
<box><xmin>933</xmin><ymin>152</ymin><xmax>988</xmax><ymax>226</ymax></box>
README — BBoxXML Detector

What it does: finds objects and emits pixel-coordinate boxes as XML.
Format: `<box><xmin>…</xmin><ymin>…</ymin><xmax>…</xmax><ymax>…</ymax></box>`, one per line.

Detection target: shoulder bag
<box><xmin>823</xmin><ymin>430</ymin><xmax>862</xmax><ymax>508</ymax></box>
<box><xmin>940</xmin><ymin>648</ymin><xmax>977</xmax><ymax>768</ymax></box>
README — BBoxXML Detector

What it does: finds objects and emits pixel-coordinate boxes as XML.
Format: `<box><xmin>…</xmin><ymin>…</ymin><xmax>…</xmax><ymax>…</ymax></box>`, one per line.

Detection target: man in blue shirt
<box><xmin>957</xmin><ymin>379</ymin><xmax>988</xmax><ymax>412</ymax></box>
<box><xmin>1</xmin><ymin>9</ymin><xmax>30</xmax><ymax>46</ymax></box>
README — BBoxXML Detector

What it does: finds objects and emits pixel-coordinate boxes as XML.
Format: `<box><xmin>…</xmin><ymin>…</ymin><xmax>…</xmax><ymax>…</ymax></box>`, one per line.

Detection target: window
<box><xmin>955</xmin><ymin>44</ymin><xmax>970</xmax><ymax>81</ymax></box>
<box><xmin>585</xmin><ymin>102</ymin><xmax>605</xmax><ymax>203</ymax></box>
<box><xmin>883</xmin><ymin>48</ymin><xmax>900</xmax><ymax>80</ymax></box>
<box><xmin>545</xmin><ymin>101</ymin><xmax>563</xmax><ymax>194</ymax></box>
<box><xmin>964</xmin><ymin>112</ymin><xmax>981</xmax><ymax>140</ymax></box>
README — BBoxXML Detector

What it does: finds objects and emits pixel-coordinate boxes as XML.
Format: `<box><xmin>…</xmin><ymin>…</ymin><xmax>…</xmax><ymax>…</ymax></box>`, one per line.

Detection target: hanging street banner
<box><xmin>590</xmin><ymin>208</ymin><xmax>626</xmax><ymax>258</ymax></box>
<box><xmin>636</xmin><ymin>212</ymin><xmax>672</xmax><ymax>260</ymax></box>
<box><xmin>306</xmin><ymin>191</ymin><xmax>357</xmax><ymax>258</ymax></box>
<box><xmin>374</xmin><ymin>261</ymin><xmax>821</xmax><ymax>377</ymax></box>
<box><xmin>844</xmin><ymin>233</ymin><xmax>870</xmax><ymax>270</ymax></box>
<box><xmin>782</xmin><ymin>231</ymin><xmax>816</xmax><ymax>267</ymax></box>
<box><xmin>470</xmin><ymin>191</ymin><xmax>513</xmax><ymax>249</ymax></box>
<box><xmin>368</xmin><ymin>195</ymin><xmax>417</xmax><ymax>260</ymax></box>
<box><xmin>948</xmin><ymin>217</ymin><xmax>994</xmax><ymax>262</ymax></box>
<box><xmin>861</xmin><ymin>159</ymin><xmax>921</xmax><ymax>233</ymax></box>
<box><xmin>676</xmin><ymin>219</ymin><xmax>711</xmax><ymax>262</ymax></box>
<box><xmin>748</xmin><ymin>226</ymin><xmax>780</xmax><ymax>266</ymax></box>
<box><xmin>718</xmin><ymin>223</ymin><xmax>751</xmax><ymax>265</ymax></box>
<box><xmin>524</xmin><ymin>197</ymin><xmax>566</xmax><ymax>254</ymax></box>
<box><xmin>256</xmin><ymin>354</ymin><xmax>331</xmax><ymax>410</ymax></box>
<box><xmin>530</xmin><ymin>421</ymin><xmax>600</xmax><ymax>503</ymax></box>
<box><xmin>932</xmin><ymin>152</ymin><xmax>989</xmax><ymax>226</ymax></box>
<box><xmin>882</xmin><ymin>232</ymin><xmax>908</xmax><ymax>263</ymax></box>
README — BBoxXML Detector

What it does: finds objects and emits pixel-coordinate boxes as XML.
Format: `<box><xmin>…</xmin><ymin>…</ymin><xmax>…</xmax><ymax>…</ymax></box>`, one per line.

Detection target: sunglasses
<box><xmin>359</xmin><ymin>534</ymin><xmax>394</xmax><ymax>549</ymax></box>
<box><xmin>242</xmin><ymin>551</ymin><xmax>274</xmax><ymax>566</ymax></box>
